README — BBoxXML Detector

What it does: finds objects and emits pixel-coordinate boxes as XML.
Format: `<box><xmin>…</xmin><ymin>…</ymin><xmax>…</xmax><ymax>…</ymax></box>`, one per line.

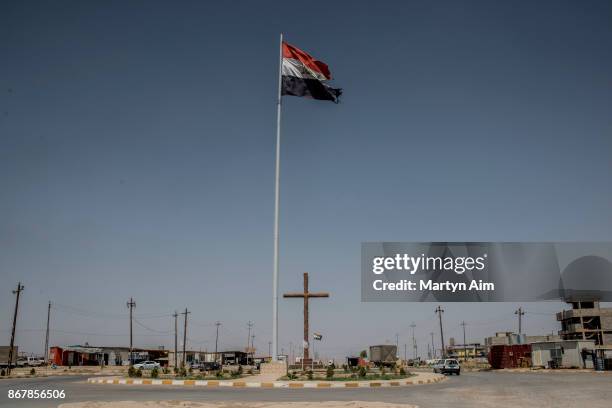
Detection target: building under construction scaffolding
<box><xmin>557</xmin><ymin>300</ymin><xmax>612</xmax><ymax>349</ymax></box>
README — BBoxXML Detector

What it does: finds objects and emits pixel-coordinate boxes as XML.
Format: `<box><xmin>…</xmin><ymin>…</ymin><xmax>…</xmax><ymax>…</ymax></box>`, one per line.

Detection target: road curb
<box><xmin>87</xmin><ymin>373</ymin><xmax>446</xmax><ymax>388</ymax></box>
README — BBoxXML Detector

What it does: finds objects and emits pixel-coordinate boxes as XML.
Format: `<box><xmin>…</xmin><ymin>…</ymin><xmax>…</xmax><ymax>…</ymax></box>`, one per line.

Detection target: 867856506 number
<box><xmin>7</xmin><ymin>389</ymin><xmax>65</xmax><ymax>399</ymax></box>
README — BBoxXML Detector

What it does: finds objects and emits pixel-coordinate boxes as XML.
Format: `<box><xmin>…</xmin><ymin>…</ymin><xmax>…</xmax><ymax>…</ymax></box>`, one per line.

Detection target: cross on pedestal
<box><xmin>283</xmin><ymin>272</ymin><xmax>329</xmax><ymax>361</ymax></box>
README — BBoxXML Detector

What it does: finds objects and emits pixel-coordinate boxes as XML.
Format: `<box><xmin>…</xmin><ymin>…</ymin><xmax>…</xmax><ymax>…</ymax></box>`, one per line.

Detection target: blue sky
<box><xmin>1</xmin><ymin>0</ymin><xmax>611</xmax><ymax>359</ymax></box>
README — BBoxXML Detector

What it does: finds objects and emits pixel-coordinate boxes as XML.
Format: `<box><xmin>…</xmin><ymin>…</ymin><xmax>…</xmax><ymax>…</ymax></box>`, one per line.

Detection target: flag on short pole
<box><xmin>313</xmin><ymin>332</ymin><xmax>323</xmax><ymax>341</ymax></box>
<box><xmin>281</xmin><ymin>42</ymin><xmax>342</xmax><ymax>103</ymax></box>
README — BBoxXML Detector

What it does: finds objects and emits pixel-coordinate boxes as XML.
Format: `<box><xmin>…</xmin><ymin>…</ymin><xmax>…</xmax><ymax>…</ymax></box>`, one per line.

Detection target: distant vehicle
<box><xmin>431</xmin><ymin>359</ymin><xmax>444</xmax><ymax>372</ymax></box>
<box><xmin>25</xmin><ymin>357</ymin><xmax>44</xmax><ymax>367</ymax></box>
<box><xmin>369</xmin><ymin>345</ymin><xmax>398</xmax><ymax>367</ymax></box>
<box><xmin>434</xmin><ymin>359</ymin><xmax>460</xmax><ymax>375</ymax></box>
<box><xmin>201</xmin><ymin>362</ymin><xmax>221</xmax><ymax>371</ymax></box>
<box><xmin>133</xmin><ymin>361</ymin><xmax>160</xmax><ymax>370</ymax></box>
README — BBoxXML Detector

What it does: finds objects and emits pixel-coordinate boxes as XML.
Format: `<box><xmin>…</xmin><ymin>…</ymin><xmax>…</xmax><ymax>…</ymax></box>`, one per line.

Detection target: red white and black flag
<box><xmin>281</xmin><ymin>42</ymin><xmax>342</xmax><ymax>103</ymax></box>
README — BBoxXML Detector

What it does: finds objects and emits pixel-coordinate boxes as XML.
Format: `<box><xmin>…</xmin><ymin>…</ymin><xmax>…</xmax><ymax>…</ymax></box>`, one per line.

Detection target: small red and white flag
<box><xmin>281</xmin><ymin>42</ymin><xmax>342</xmax><ymax>103</ymax></box>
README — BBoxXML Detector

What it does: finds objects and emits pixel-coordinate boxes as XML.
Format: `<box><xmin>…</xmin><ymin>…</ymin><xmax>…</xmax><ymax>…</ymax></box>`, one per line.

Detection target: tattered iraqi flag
<box><xmin>282</xmin><ymin>42</ymin><xmax>342</xmax><ymax>103</ymax></box>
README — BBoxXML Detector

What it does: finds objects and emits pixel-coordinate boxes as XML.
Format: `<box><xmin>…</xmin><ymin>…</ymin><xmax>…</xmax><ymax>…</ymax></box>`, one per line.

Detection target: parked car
<box><xmin>435</xmin><ymin>359</ymin><xmax>460</xmax><ymax>375</ymax></box>
<box><xmin>133</xmin><ymin>361</ymin><xmax>160</xmax><ymax>370</ymax></box>
<box><xmin>431</xmin><ymin>359</ymin><xmax>444</xmax><ymax>372</ymax></box>
<box><xmin>201</xmin><ymin>362</ymin><xmax>221</xmax><ymax>371</ymax></box>
<box><xmin>26</xmin><ymin>357</ymin><xmax>44</xmax><ymax>367</ymax></box>
<box><xmin>16</xmin><ymin>357</ymin><xmax>28</xmax><ymax>367</ymax></box>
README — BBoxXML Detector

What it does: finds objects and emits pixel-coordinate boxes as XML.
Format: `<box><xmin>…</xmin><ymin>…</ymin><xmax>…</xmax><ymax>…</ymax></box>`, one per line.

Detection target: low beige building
<box><xmin>531</xmin><ymin>340</ymin><xmax>596</xmax><ymax>369</ymax></box>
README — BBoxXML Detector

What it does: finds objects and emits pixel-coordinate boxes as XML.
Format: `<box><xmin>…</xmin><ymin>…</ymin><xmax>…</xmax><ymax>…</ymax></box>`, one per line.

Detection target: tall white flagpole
<box><xmin>272</xmin><ymin>32</ymin><xmax>283</xmax><ymax>362</ymax></box>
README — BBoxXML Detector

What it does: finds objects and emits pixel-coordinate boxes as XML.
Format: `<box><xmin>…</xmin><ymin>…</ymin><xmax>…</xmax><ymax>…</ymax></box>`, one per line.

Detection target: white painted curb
<box><xmin>87</xmin><ymin>373</ymin><xmax>446</xmax><ymax>388</ymax></box>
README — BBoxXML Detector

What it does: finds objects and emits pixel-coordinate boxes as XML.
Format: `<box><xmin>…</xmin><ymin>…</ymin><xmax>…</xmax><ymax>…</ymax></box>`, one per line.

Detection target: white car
<box><xmin>133</xmin><ymin>361</ymin><xmax>160</xmax><ymax>370</ymax></box>
<box><xmin>431</xmin><ymin>359</ymin><xmax>444</xmax><ymax>373</ymax></box>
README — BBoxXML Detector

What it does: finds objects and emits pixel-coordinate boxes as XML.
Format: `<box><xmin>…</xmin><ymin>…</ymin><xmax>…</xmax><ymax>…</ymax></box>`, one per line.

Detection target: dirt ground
<box><xmin>59</xmin><ymin>402</ymin><xmax>417</xmax><ymax>408</ymax></box>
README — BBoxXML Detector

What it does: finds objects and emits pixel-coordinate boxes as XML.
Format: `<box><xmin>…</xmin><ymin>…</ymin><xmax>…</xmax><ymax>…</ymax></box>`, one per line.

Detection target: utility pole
<box><xmin>7</xmin><ymin>282</ymin><xmax>24</xmax><ymax>375</ymax></box>
<box><xmin>268</xmin><ymin>341</ymin><xmax>272</xmax><ymax>358</ymax></box>
<box><xmin>214</xmin><ymin>321</ymin><xmax>221</xmax><ymax>362</ymax></box>
<box><xmin>461</xmin><ymin>321</ymin><xmax>467</xmax><ymax>361</ymax></box>
<box><xmin>410</xmin><ymin>322</ymin><xmax>417</xmax><ymax>359</ymax></box>
<box><xmin>126</xmin><ymin>298</ymin><xmax>136</xmax><ymax>365</ymax></box>
<box><xmin>404</xmin><ymin>343</ymin><xmax>407</xmax><ymax>362</ymax></box>
<box><xmin>44</xmin><ymin>301</ymin><xmax>51</xmax><ymax>364</ymax></box>
<box><xmin>395</xmin><ymin>333</ymin><xmax>399</xmax><ymax>357</ymax></box>
<box><xmin>181</xmin><ymin>308</ymin><xmax>190</xmax><ymax>367</ymax></box>
<box><xmin>515</xmin><ymin>307</ymin><xmax>525</xmax><ymax>334</ymax></box>
<box><xmin>430</xmin><ymin>332</ymin><xmax>435</xmax><ymax>358</ymax></box>
<box><xmin>435</xmin><ymin>306</ymin><xmax>445</xmax><ymax>358</ymax></box>
<box><xmin>173</xmin><ymin>311</ymin><xmax>178</xmax><ymax>368</ymax></box>
<box><xmin>247</xmin><ymin>321</ymin><xmax>253</xmax><ymax>363</ymax></box>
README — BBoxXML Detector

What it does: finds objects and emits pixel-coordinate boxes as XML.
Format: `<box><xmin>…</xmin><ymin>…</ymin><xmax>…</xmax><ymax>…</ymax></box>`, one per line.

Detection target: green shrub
<box><xmin>326</xmin><ymin>366</ymin><xmax>334</xmax><ymax>379</ymax></box>
<box><xmin>399</xmin><ymin>367</ymin><xmax>406</xmax><ymax>376</ymax></box>
<box><xmin>381</xmin><ymin>367</ymin><xmax>386</xmax><ymax>376</ymax></box>
<box><xmin>136</xmin><ymin>368</ymin><xmax>143</xmax><ymax>378</ymax></box>
<box><xmin>179</xmin><ymin>367</ymin><xmax>187</xmax><ymax>378</ymax></box>
<box><xmin>151</xmin><ymin>367</ymin><xmax>159</xmax><ymax>378</ymax></box>
<box><xmin>237</xmin><ymin>365</ymin><xmax>243</xmax><ymax>375</ymax></box>
<box><xmin>128</xmin><ymin>366</ymin><xmax>136</xmax><ymax>377</ymax></box>
<box><xmin>343</xmin><ymin>364</ymin><xmax>349</xmax><ymax>373</ymax></box>
<box><xmin>162</xmin><ymin>367</ymin><xmax>169</xmax><ymax>374</ymax></box>
<box><xmin>30</xmin><ymin>368</ymin><xmax>36</xmax><ymax>376</ymax></box>
<box><xmin>173</xmin><ymin>366</ymin><xmax>179</xmax><ymax>374</ymax></box>
<box><xmin>216</xmin><ymin>370</ymin><xmax>223</xmax><ymax>378</ymax></box>
<box><xmin>306</xmin><ymin>370</ymin><xmax>313</xmax><ymax>380</ymax></box>
<box><xmin>0</xmin><ymin>369</ymin><xmax>5</xmax><ymax>376</ymax></box>
<box><xmin>287</xmin><ymin>371</ymin><xmax>297</xmax><ymax>380</ymax></box>
<box><xmin>358</xmin><ymin>366</ymin><xmax>367</xmax><ymax>378</ymax></box>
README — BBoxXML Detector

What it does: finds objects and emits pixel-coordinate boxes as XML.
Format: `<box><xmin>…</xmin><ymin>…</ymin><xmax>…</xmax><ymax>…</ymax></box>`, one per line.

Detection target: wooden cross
<box><xmin>283</xmin><ymin>272</ymin><xmax>329</xmax><ymax>361</ymax></box>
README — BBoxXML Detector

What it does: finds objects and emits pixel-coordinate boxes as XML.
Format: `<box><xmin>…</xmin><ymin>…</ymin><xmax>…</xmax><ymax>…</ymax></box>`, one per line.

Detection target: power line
<box><xmin>133</xmin><ymin>318</ymin><xmax>173</xmax><ymax>334</ymax></box>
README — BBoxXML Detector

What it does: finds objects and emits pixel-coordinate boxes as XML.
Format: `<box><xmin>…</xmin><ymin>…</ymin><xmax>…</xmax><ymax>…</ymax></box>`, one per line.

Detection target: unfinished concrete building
<box><xmin>557</xmin><ymin>300</ymin><xmax>612</xmax><ymax>349</ymax></box>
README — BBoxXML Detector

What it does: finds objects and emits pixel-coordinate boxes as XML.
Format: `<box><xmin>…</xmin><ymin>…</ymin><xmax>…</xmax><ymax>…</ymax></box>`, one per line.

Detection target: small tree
<box><xmin>326</xmin><ymin>365</ymin><xmax>334</xmax><ymax>379</ymax></box>
<box><xmin>136</xmin><ymin>368</ymin><xmax>143</xmax><ymax>378</ymax></box>
<box><xmin>151</xmin><ymin>367</ymin><xmax>159</xmax><ymax>379</ymax></box>
<box><xmin>359</xmin><ymin>350</ymin><xmax>368</xmax><ymax>359</ymax></box>
<box><xmin>30</xmin><ymin>368</ymin><xmax>36</xmax><ymax>376</ymax></box>
<box><xmin>128</xmin><ymin>366</ymin><xmax>136</xmax><ymax>377</ymax></box>
<box><xmin>399</xmin><ymin>367</ymin><xmax>406</xmax><ymax>376</ymax></box>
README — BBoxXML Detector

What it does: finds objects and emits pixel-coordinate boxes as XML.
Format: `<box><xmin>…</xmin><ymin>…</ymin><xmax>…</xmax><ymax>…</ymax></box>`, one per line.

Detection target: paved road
<box><xmin>1</xmin><ymin>371</ymin><xmax>611</xmax><ymax>408</ymax></box>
